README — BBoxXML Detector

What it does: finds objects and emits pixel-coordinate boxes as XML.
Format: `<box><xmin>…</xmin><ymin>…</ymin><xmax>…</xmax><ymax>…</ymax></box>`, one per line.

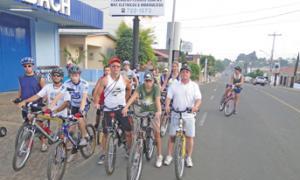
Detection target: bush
<box><xmin>189</xmin><ymin>63</ymin><xmax>201</xmax><ymax>81</ymax></box>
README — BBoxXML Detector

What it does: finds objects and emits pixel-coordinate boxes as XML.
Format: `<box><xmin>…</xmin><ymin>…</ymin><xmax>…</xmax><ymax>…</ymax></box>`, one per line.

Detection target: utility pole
<box><xmin>291</xmin><ymin>53</ymin><xmax>300</xmax><ymax>88</ymax></box>
<box><xmin>132</xmin><ymin>16</ymin><xmax>140</xmax><ymax>70</ymax></box>
<box><xmin>168</xmin><ymin>0</ymin><xmax>176</xmax><ymax>71</ymax></box>
<box><xmin>204</xmin><ymin>58</ymin><xmax>208</xmax><ymax>83</ymax></box>
<box><xmin>268</xmin><ymin>32</ymin><xmax>281</xmax><ymax>86</ymax></box>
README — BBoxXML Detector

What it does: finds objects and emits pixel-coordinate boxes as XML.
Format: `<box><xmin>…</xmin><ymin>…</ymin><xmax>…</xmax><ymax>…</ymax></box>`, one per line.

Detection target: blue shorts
<box><xmin>234</xmin><ymin>87</ymin><xmax>242</xmax><ymax>94</ymax></box>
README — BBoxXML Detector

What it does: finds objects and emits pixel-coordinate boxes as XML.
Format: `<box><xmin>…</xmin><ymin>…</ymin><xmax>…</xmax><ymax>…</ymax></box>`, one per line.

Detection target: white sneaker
<box><xmin>40</xmin><ymin>144</ymin><xmax>48</xmax><ymax>152</ymax></box>
<box><xmin>156</xmin><ymin>155</ymin><xmax>163</xmax><ymax>168</ymax></box>
<box><xmin>164</xmin><ymin>155</ymin><xmax>173</xmax><ymax>166</ymax></box>
<box><xmin>186</xmin><ymin>157</ymin><xmax>193</xmax><ymax>167</ymax></box>
<box><xmin>67</xmin><ymin>153</ymin><xmax>77</xmax><ymax>163</ymax></box>
<box><xmin>79</xmin><ymin>137</ymin><xmax>88</xmax><ymax>146</ymax></box>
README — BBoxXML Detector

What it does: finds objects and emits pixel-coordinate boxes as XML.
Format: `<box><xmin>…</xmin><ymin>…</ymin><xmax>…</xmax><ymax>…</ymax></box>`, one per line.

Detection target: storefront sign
<box><xmin>22</xmin><ymin>0</ymin><xmax>71</xmax><ymax>16</ymax></box>
<box><xmin>109</xmin><ymin>0</ymin><xmax>165</xmax><ymax>16</ymax></box>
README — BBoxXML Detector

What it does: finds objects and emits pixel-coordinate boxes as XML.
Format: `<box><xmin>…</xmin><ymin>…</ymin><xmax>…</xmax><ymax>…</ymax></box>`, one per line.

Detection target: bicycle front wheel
<box><xmin>127</xmin><ymin>139</ymin><xmax>143</xmax><ymax>180</ymax></box>
<box><xmin>12</xmin><ymin>127</ymin><xmax>34</xmax><ymax>171</ymax></box>
<box><xmin>47</xmin><ymin>141</ymin><xmax>67</xmax><ymax>180</ymax></box>
<box><xmin>160</xmin><ymin>114</ymin><xmax>169</xmax><ymax>137</ymax></box>
<box><xmin>105</xmin><ymin>132</ymin><xmax>117</xmax><ymax>175</ymax></box>
<box><xmin>224</xmin><ymin>98</ymin><xmax>235</xmax><ymax>116</ymax></box>
<box><xmin>174</xmin><ymin>135</ymin><xmax>185</xmax><ymax>180</ymax></box>
<box><xmin>80</xmin><ymin>124</ymin><xmax>96</xmax><ymax>159</ymax></box>
<box><xmin>145</xmin><ymin>130</ymin><xmax>155</xmax><ymax>161</ymax></box>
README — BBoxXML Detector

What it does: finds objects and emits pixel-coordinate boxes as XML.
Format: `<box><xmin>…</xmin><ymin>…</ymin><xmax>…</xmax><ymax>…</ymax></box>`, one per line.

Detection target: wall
<box><xmin>34</xmin><ymin>20</ymin><xmax>59</xmax><ymax>66</ymax></box>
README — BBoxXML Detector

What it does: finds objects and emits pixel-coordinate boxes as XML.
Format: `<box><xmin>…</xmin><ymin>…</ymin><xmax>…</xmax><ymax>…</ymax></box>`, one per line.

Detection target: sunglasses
<box><xmin>145</xmin><ymin>79</ymin><xmax>153</xmax><ymax>82</ymax></box>
<box><xmin>52</xmin><ymin>74</ymin><xmax>61</xmax><ymax>77</ymax></box>
<box><xmin>111</xmin><ymin>65</ymin><xmax>121</xmax><ymax>68</ymax></box>
<box><xmin>23</xmin><ymin>65</ymin><xmax>32</xmax><ymax>68</ymax></box>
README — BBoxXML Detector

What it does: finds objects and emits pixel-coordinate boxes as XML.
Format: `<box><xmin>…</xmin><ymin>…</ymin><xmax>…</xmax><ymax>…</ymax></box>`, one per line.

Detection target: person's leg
<box><xmin>117</xmin><ymin>110</ymin><xmax>132</xmax><ymax>150</ymax></box>
<box><xmin>186</xmin><ymin>136</ymin><xmax>194</xmax><ymax>157</ymax></box>
<box><xmin>234</xmin><ymin>93</ymin><xmax>240</xmax><ymax>111</ymax></box>
<box><xmin>185</xmin><ymin>117</ymin><xmax>196</xmax><ymax>167</ymax></box>
<box><xmin>164</xmin><ymin>113</ymin><xmax>177</xmax><ymax>165</ymax></box>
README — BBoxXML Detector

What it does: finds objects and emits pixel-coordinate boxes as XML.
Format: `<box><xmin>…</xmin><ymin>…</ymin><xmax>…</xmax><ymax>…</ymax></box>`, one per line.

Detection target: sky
<box><xmin>129</xmin><ymin>0</ymin><xmax>300</xmax><ymax>60</ymax></box>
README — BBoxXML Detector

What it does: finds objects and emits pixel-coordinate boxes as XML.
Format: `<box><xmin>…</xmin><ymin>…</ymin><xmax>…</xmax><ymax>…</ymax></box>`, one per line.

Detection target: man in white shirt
<box><xmin>18</xmin><ymin>68</ymin><xmax>70</xmax><ymax>152</ymax></box>
<box><xmin>164</xmin><ymin>64</ymin><xmax>202</xmax><ymax>167</ymax></box>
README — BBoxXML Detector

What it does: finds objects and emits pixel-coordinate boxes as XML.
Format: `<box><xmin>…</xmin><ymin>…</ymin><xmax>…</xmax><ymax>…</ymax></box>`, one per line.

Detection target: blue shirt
<box><xmin>19</xmin><ymin>74</ymin><xmax>42</xmax><ymax>100</ymax></box>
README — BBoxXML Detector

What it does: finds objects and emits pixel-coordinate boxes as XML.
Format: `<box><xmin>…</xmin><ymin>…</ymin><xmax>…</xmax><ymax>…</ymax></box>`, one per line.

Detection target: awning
<box><xmin>0</xmin><ymin>0</ymin><xmax>103</xmax><ymax>29</ymax></box>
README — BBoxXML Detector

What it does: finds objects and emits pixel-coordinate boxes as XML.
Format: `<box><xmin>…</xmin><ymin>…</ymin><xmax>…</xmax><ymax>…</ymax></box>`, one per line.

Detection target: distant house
<box><xmin>278</xmin><ymin>67</ymin><xmax>300</xmax><ymax>86</ymax></box>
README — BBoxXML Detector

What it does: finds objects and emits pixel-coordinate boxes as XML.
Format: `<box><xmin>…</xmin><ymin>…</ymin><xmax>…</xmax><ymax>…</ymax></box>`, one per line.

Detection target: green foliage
<box><xmin>189</xmin><ymin>63</ymin><xmax>201</xmax><ymax>81</ymax></box>
<box><xmin>115</xmin><ymin>21</ymin><xmax>156</xmax><ymax>66</ymax></box>
<box><xmin>247</xmin><ymin>69</ymin><xmax>264</xmax><ymax>78</ymax></box>
<box><xmin>200</xmin><ymin>55</ymin><xmax>216</xmax><ymax>76</ymax></box>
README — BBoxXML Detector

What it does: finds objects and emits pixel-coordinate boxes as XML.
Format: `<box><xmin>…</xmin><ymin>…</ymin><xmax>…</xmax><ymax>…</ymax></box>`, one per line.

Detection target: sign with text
<box><xmin>21</xmin><ymin>0</ymin><xmax>71</xmax><ymax>16</ymax></box>
<box><xmin>109</xmin><ymin>0</ymin><xmax>165</xmax><ymax>16</ymax></box>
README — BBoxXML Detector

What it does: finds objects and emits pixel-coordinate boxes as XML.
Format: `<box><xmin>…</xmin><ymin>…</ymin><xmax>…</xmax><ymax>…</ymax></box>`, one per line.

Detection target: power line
<box><xmin>181</xmin><ymin>9</ymin><xmax>300</xmax><ymax>29</ymax></box>
<box><xmin>177</xmin><ymin>1</ymin><xmax>300</xmax><ymax>21</ymax></box>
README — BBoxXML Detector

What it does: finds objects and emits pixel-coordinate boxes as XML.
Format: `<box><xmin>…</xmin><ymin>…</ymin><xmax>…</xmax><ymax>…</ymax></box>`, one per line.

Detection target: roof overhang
<box><xmin>0</xmin><ymin>0</ymin><xmax>103</xmax><ymax>29</ymax></box>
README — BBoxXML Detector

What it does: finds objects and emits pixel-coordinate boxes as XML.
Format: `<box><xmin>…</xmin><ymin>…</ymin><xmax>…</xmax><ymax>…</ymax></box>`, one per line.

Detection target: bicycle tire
<box><xmin>80</xmin><ymin>124</ymin><xmax>96</xmax><ymax>159</ymax></box>
<box><xmin>145</xmin><ymin>133</ymin><xmax>154</xmax><ymax>161</ymax></box>
<box><xmin>47</xmin><ymin>141</ymin><xmax>67</xmax><ymax>180</ymax></box>
<box><xmin>160</xmin><ymin>114</ymin><xmax>169</xmax><ymax>137</ymax></box>
<box><xmin>224</xmin><ymin>98</ymin><xmax>235</xmax><ymax>117</ymax></box>
<box><xmin>15</xmin><ymin>122</ymin><xmax>29</xmax><ymax>149</ymax></box>
<box><xmin>127</xmin><ymin>139</ymin><xmax>143</xmax><ymax>180</ymax></box>
<box><xmin>12</xmin><ymin>128</ymin><xmax>34</xmax><ymax>171</ymax></box>
<box><xmin>105</xmin><ymin>132</ymin><xmax>117</xmax><ymax>175</ymax></box>
<box><xmin>174</xmin><ymin>136</ymin><xmax>185</xmax><ymax>180</ymax></box>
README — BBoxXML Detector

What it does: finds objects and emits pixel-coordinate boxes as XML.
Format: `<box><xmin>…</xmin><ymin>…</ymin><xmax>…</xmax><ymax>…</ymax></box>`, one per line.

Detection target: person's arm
<box><xmin>133</xmin><ymin>76</ymin><xmax>139</xmax><ymax>87</ymax></box>
<box><xmin>122</xmin><ymin>91</ymin><xmax>139</xmax><ymax>116</ymax></box>
<box><xmin>18</xmin><ymin>86</ymin><xmax>47</xmax><ymax>107</ymax></box>
<box><xmin>54</xmin><ymin>101</ymin><xmax>69</xmax><ymax>113</ymax></box>
<box><xmin>125</xmin><ymin>77</ymin><xmax>132</xmax><ymax>102</ymax></box>
<box><xmin>93</xmin><ymin>77</ymin><xmax>102</xmax><ymax>100</ymax></box>
<box><xmin>192</xmin><ymin>84</ymin><xmax>202</xmax><ymax>113</ymax></box>
<box><xmin>79</xmin><ymin>82</ymin><xmax>89</xmax><ymax>112</ymax></box>
<box><xmin>94</xmin><ymin>77</ymin><xmax>106</xmax><ymax>108</ymax></box>
<box><xmin>17</xmin><ymin>82</ymin><xmax>21</xmax><ymax>99</ymax></box>
<box><xmin>40</xmin><ymin>77</ymin><xmax>46</xmax><ymax>88</ymax></box>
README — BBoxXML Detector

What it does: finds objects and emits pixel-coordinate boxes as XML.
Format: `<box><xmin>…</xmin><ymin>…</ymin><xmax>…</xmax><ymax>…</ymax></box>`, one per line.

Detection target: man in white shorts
<box><xmin>164</xmin><ymin>63</ymin><xmax>202</xmax><ymax>167</ymax></box>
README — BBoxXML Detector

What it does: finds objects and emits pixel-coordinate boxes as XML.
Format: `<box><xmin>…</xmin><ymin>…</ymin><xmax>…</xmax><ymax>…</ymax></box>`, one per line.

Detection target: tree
<box><xmin>189</xmin><ymin>63</ymin><xmax>201</xmax><ymax>81</ymax></box>
<box><xmin>115</xmin><ymin>22</ymin><xmax>156</xmax><ymax>66</ymax></box>
<box><xmin>200</xmin><ymin>55</ymin><xmax>216</xmax><ymax>75</ymax></box>
<box><xmin>246</xmin><ymin>69</ymin><xmax>264</xmax><ymax>78</ymax></box>
<box><xmin>215</xmin><ymin>60</ymin><xmax>225</xmax><ymax>73</ymax></box>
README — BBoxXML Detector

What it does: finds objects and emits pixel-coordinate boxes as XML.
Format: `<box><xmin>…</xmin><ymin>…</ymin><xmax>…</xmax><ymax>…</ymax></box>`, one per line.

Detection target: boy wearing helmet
<box><xmin>18</xmin><ymin>68</ymin><xmax>70</xmax><ymax>152</ymax></box>
<box><xmin>14</xmin><ymin>57</ymin><xmax>46</xmax><ymax>122</ymax></box>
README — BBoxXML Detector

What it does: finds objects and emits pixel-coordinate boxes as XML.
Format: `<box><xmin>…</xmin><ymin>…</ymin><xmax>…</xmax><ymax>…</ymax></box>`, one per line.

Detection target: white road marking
<box><xmin>259</xmin><ymin>89</ymin><xmax>300</xmax><ymax>115</ymax></box>
<box><xmin>199</xmin><ymin>112</ymin><xmax>208</xmax><ymax>127</ymax></box>
<box><xmin>210</xmin><ymin>95</ymin><xmax>214</xmax><ymax>100</ymax></box>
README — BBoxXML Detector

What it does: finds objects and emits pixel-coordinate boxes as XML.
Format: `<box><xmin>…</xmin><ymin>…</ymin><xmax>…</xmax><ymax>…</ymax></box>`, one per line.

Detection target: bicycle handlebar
<box><xmin>171</xmin><ymin>107</ymin><xmax>192</xmax><ymax>114</ymax></box>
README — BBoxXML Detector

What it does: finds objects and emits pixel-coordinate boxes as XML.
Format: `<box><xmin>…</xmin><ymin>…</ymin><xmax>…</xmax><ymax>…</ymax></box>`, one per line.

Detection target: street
<box><xmin>1</xmin><ymin>81</ymin><xmax>300</xmax><ymax>180</ymax></box>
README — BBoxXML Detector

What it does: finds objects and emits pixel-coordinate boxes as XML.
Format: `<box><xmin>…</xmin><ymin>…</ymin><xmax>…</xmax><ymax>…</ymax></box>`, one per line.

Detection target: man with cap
<box><xmin>160</xmin><ymin>68</ymin><xmax>169</xmax><ymax>89</ymax></box>
<box><xmin>164</xmin><ymin>63</ymin><xmax>202</xmax><ymax>168</ymax></box>
<box><xmin>122</xmin><ymin>71</ymin><xmax>163</xmax><ymax>167</ymax></box>
<box><xmin>93</xmin><ymin>56</ymin><xmax>133</xmax><ymax>164</ymax></box>
<box><xmin>122</xmin><ymin>60</ymin><xmax>139</xmax><ymax>93</ymax></box>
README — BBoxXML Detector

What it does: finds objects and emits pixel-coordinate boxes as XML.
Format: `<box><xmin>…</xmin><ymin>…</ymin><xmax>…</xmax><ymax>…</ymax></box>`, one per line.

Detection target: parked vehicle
<box><xmin>253</xmin><ymin>76</ymin><xmax>267</xmax><ymax>86</ymax></box>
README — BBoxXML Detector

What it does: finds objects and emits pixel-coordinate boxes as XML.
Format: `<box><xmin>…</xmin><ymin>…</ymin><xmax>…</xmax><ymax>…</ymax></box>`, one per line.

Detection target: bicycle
<box><xmin>172</xmin><ymin>107</ymin><xmax>192</xmax><ymax>180</ymax></box>
<box><xmin>12</xmin><ymin>103</ymin><xmax>60</xmax><ymax>171</ymax></box>
<box><xmin>103</xmin><ymin>105</ymin><xmax>129</xmax><ymax>175</ymax></box>
<box><xmin>47</xmin><ymin>113</ymin><xmax>96</xmax><ymax>180</ymax></box>
<box><xmin>127</xmin><ymin>111</ymin><xmax>155</xmax><ymax>180</ymax></box>
<box><xmin>160</xmin><ymin>91</ymin><xmax>170</xmax><ymax>137</ymax></box>
<box><xmin>95</xmin><ymin>105</ymin><xmax>104</xmax><ymax>146</ymax></box>
<box><xmin>219</xmin><ymin>85</ymin><xmax>238</xmax><ymax>117</ymax></box>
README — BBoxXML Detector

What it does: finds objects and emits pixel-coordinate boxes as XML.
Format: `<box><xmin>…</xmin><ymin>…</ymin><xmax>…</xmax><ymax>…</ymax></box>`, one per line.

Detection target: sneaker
<box><xmin>156</xmin><ymin>155</ymin><xmax>163</xmax><ymax>168</ymax></box>
<box><xmin>79</xmin><ymin>137</ymin><xmax>89</xmax><ymax>146</ymax></box>
<box><xmin>97</xmin><ymin>154</ymin><xmax>105</xmax><ymax>165</ymax></box>
<box><xmin>67</xmin><ymin>153</ymin><xmax>77</xmax><ymax>163</ymax></box>
<box><xmin>186</xmin><ymin>157</ymin><xmax>193</xmax><ymax>167</ymax></box>
<box><xmin>40</xmin><ymin>144</ymin><xmax>48</xmax><ymax>152</ymax></box>
<box><xmin>164</xmin><ymin>155</ymin><xmax>173</xmax><ymax>166</ymax></box>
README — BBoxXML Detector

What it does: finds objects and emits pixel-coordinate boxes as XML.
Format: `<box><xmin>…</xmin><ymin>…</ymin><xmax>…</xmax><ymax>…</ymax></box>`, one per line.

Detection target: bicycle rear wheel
<box><xmin>105</xmin><ymin>132</ymin><xmax>117</xmax><ymax>175</ymax></box>
<box><xmin>80</xmin><ymin>124</ymin><xmax>96</xmax><ymax>159</ymax></box>
<box><xmin>160</xmin><ymin>114</ymin><xmax>169</xmax><ymax>137</ymax></box>
<box><xmin>15</xmin><ymin>122</ymin><xmax>29</xmax><ymax>149</ymax></box>
<box><xmin>47</xmin><ymin>141</ymin><xmax>67</xmax><ymax>180</ymax></box>
<box><xmin>145</xmin><ymin>129</ymin><xmax>155</xmax><ymax>161</ymax></box>
<box><xmin>12</xmin><ymin>127</ymin><xmax>34</xmax><ymax>171</ymax></box>
<box><xmin>174</xmin><ymin>135</ymin><xmax>185</xmax><ymax>180</ymax></box>
<box><xmin>127</xmin><ymin>139</ymin><xmax>143</xmax><ymax>180</ymax></box>
<box><xmin>224</xmin><ymin>98</ymin><xmax>235</xmax><ymax>117</ymax></box>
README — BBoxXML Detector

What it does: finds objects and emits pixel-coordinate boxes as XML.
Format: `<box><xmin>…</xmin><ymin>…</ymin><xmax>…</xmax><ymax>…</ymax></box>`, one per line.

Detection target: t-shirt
<box><xmin>137</xmin><ymin>84</ymin><xmax>160</xmax><ymax>112</ymax></box>
<box><xmin>63</xmin><ymin>79</ymin><xmax>89</xmax><ymax>108</ymax></box>
<box><xmin>167</xmin><ymin>80</ymin><xmax>202</xmax><ymax>118</ymax></box>
<box><xmin>37</xmin><ymin>84</ymin><xmax>71</xmax><ymax>117</ymax></box>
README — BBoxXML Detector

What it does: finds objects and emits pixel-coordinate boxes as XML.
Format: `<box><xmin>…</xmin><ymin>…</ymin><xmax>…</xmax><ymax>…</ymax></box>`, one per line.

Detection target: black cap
<box><xmin>144</xmin><ymin>71</ymin><xmax>154</xmax><ymax>80</ymax></box>
<box><xmin>180</xmin><ymin>64</ymin><xmax>191</xmax><ymax>72</ymax></box>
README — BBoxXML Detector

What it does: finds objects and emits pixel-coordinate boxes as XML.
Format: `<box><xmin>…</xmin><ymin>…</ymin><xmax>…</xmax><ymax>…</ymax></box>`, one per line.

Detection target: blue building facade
<box><xmin>0</xmin><ymin>0</ymin><xmax>103</xmax><ymax>92</ymax></box>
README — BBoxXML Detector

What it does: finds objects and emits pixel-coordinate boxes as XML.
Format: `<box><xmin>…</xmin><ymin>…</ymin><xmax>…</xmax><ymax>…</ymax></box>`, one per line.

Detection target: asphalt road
<box><xmin>63</xmin><ymin>81</ymin><xmax>300</xmax><ymax>180</ymax></box>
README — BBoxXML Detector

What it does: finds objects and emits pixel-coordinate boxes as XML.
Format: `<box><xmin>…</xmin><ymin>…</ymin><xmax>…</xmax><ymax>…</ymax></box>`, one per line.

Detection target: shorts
<box><xmin>102</xmin><ymin>109</ymin><xmax>132</xmax><ymax>134</ymax></box>
<box><xmin>71</xmin><ymin>105</ymin><xmax>90</xmax><ymax>115</ymax></box>
<box><xmin>138</xmin><ymin>113</ymin><xmax>160</xmax><ymax>133</ymax></box>
<box><xmin>169</xmin><ymin>113</ymin><xmax>196</xmax><ymax>137</ymax></box>
<box><xmin>234</xmin><ymin>87</ymin><xmax>242</xmax><ymax>94</ymax></box>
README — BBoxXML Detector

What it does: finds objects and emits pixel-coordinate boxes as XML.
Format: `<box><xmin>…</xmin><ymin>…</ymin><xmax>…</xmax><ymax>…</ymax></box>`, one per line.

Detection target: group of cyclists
<box><xmin>12</xmin><ymin>55</ymin><xmax>243</xmax><ymax>178</ymax></box>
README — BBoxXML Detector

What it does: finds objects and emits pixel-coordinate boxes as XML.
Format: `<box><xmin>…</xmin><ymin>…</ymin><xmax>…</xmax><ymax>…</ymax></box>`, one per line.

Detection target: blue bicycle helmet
<box><xmin>20</xmin><ymin>57</ymin><xmax>35</xmax><ymax>65</ymax></box>
<box><xmin>68</xmin><ymin>65</ymin><xmax>81</xmax><ymax>74</ymax></box>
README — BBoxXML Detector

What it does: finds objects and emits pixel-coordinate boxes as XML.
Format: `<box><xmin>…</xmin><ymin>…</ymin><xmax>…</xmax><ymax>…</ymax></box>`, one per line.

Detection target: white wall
<box><xmin>34</xmin><ymin>19</ymin><xmax>59</xmax><ymax>66</ymax></box>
